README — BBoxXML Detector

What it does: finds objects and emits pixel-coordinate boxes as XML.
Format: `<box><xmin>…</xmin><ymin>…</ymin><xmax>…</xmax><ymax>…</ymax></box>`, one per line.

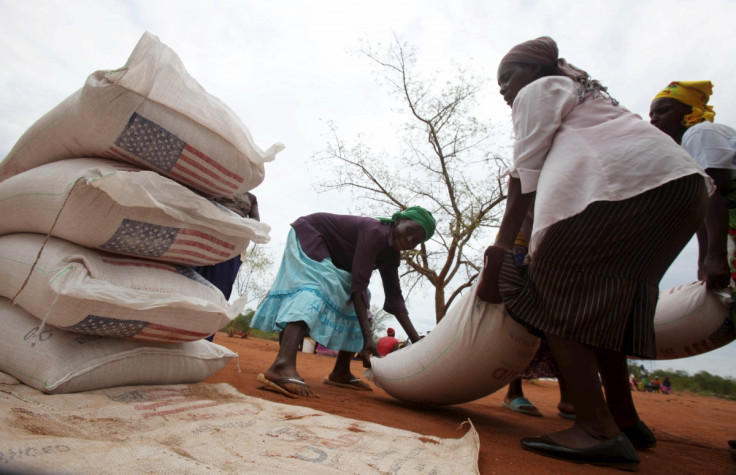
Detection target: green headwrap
<box><xmin>377</xmin><ymin>206</ymin><xmax>436</xmax><ymax>241</ymax></box>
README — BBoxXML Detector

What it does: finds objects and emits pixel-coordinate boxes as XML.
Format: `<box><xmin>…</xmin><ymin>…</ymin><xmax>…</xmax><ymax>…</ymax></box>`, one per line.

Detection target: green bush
<box><xmin>628</xmin><ymin>361</ymin><xmax>736</xmax><ymax>399</ymax></box>
<box><xmin>221</xmin><ymin>310</ymin><xmax>254</xmax><ymax>335</ymax></box>
<box><xmin>220</xmin><ymin>309</ymin><xmax>280</xmax><ymax>341</ymax></box>
<box><xmin>247</xmin><ymin>328</ymin><xmax>281</xmax><ymax>341</ymax></box>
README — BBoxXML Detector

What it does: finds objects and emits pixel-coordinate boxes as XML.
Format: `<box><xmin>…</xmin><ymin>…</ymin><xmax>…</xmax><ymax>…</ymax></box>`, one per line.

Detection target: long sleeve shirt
<box><xmin>291</xmin><ymin>213</ymin><xmax>408</xmax><ymax>315</ymax></box>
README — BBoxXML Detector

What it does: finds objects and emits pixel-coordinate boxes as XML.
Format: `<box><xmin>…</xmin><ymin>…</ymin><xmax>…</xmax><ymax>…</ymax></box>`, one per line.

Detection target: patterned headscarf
<box><xmin>378</xmin><ymin>206</ymin><xmax>436</xmax><ymax>241</ymax></box>
<box><xmin>500</xmin><ymin>36</ymin><xmax>615</xmax><ymax>104</ymax></box>
<box><xmin>652</xmin><ymin>81</ymin><xmax>715</xmax><ymax>127</ymax></box>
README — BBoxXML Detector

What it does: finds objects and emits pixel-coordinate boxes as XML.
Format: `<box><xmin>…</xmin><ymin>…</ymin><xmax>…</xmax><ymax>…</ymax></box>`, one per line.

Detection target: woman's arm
<box><xmin>352</xmin><ymin>290</ymin><xmax>379</xmax><ymax>367</ymax></box>
<box><xmin>495</xmin><ymin>178</ymin><xmax>535</xmax><ymax>251</ymax></box>
<box><xmin>391</xmin><ymin>311</ymin><xmax>421</xmax><ymax>343</ymax></box>
<box><xmin>476</xmin><ymin>177</ymin><xmax>535</xmax><ymax>301</ymax></box>
<box><xmin>698</xmin><ymin>167</ymin><xmax>731</xmax><ymax>288</ymax></box>
<box><xmin>378</xmin><ymin>258</ymin><xmax>420</xmax><ymax>342</ymax></box>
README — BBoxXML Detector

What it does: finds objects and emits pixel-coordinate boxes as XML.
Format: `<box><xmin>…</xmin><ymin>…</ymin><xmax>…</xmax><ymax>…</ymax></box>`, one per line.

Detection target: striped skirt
<box><xmin>499</xmin><ymin>174</ymin><xmax>707</xmax><ymax>358</ymax></box>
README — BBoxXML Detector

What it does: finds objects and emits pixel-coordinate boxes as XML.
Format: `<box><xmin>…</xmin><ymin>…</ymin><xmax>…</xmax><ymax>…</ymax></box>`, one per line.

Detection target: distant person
<box><xmin>629</xmin><ymin>374</ymin><xmax>637</xmax><ymax>391</ymax></box>
<box><xmin>192</xmin><ymin>192</ymin><xmax>259</xmax><ymax>342</ymax></box>
<box><xmin>251</xmin><ymin>207</ymin><xmax>435</xmax><ymax>398</ymax></box>
<box><xmin>661</xmin><ymin>376</ymin><xmax>671</xmax><ymax>395</ymax></box>
<box><xmin>377</xmin><ymin>328</ymin><xmax>400</xmax><ymax>356</ymax></box>
<box><xmin>646</xmin><ymin>376</ymin><xmax>661</xmax><ymax>393</ymax></box>
<box><xmin>477</xmin><ymin>36</ymin><xmax>709</xmax><ymax>469</ymax></box>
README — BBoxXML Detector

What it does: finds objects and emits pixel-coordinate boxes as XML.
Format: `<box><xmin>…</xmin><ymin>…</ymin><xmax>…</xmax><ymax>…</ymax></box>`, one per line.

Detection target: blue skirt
<box><xmin>251</xmin><ymin>229</ymin><xmax>366</xmax><ymax>352</ymax></box>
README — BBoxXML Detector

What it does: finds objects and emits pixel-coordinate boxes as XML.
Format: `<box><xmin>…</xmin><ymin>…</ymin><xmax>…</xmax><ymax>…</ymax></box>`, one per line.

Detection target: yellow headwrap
<box><xmin>652</xmin><ymin>81</ymin><xmax>716</xmax><ymax>127</ymax></box>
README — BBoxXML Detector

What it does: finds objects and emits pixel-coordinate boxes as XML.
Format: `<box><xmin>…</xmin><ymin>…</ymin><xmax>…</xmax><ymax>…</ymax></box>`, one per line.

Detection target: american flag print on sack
<box><xmin>103</xmin><ymin>113</ymin><xmax>243</xmax><ymax>195</ymax></box>
<box><xmin>63</xmin><ymin>315</ymin><xmax>211</xmax><ymax>342</ymax></box>
<box><xmin>100</xmin><ymin>219</ymin><xmax>235</xmax><ymax>265</ymax></box>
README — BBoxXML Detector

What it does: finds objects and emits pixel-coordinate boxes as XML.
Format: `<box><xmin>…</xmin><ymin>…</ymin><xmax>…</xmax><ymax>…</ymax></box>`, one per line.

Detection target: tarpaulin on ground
<box><xmin>0</xmin><ymin>378</ymin><xmax>480</xmax><ymax>474</ymax></box>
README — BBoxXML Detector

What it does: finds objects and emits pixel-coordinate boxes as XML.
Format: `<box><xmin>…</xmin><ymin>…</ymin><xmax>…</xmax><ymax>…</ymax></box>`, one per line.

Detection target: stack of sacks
<box><xmin>0</xmin><ymin>32</ymin><xmax>282</xmax><ymax>393</ymax></box>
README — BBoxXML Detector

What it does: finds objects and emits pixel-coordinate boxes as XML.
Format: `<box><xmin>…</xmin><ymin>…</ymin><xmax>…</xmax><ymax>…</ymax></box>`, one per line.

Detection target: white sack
<box><xmin>0</xmin><ymin>158</ymin><xmax>270</xmax><ymax>265</ymax></box>
<box><xmin>366</xmin><ymin>281</ymin><xmax>540</xmax><ymax>406</ymax></box>
<box><xmin>0</xmin><ymin>31</ymin><xmax>283</xmax><ymax>196</ymax></box>
<box><xmin>653</xmin><ymin>281</ymin><xmax>735</xmax><ymax>360</ymax></box>
<box><xmin>0</xmin><ymin>298</ymin><xmax>236</xmax><ymax>394</ymax></box>
<box><xmin>0</xmin><ymin>382</ymin><xmax>480</xmax><ymax>474</ymax></box>
<box><xmin>369</xmin><ymin>280</ymin><xmax>735</xmax><ymax>407</ymax></box>
<box><xmin>0</xmin><ymin>233</ymin><xmax>239</xmax><ymax>342</ymax></box>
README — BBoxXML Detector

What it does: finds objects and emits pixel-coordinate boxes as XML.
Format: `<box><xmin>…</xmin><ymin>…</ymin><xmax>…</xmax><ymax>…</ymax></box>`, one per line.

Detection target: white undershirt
<box><xmin>682</xmin><ymin>121</ymin><xmax>736</xmax><ymax>178</ymax></box>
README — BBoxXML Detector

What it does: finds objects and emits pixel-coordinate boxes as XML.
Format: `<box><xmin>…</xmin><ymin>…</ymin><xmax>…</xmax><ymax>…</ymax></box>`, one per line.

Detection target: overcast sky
<box><xmin>1</xmin><ymin>0</ymin><xmax>734</xmax><ymax>378</ymax></box>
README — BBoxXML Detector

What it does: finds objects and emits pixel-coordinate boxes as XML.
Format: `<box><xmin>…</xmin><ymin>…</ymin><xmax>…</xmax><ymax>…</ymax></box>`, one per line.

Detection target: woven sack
<box><xmin>0</xmin><ymin>158</ymin><xmax>270</xmax><ymax>265</ymax></box>
<box><xmin>653</xmin><ymin>281</ymin><xmax>734</xmax><ymax>359</ymax></box>
<box><xmin>367</xmin><ymin>281</ymin><xmax>540</xmax><ymax>405</ymax></box>
<box><xmin>0</xmin><ymin>298</ymin><xmax>236</xmax><ymax>394</ymax></box>
<box><xmin>0</xmin><ymin>31</ymin><xmax>283</xmax><ymax>196</ymax></box>
<box><xmin>0</xmin><ymin>233</ymin><xmax>239</xmax><ymax>342</ymax></box>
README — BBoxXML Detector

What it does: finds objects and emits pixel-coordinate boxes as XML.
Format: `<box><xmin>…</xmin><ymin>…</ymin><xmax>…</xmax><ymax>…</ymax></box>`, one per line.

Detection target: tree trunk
<box><xmin>435</xmin><ymin>286</ymin><xmax>446</xmax><ymax>323</ymax></box>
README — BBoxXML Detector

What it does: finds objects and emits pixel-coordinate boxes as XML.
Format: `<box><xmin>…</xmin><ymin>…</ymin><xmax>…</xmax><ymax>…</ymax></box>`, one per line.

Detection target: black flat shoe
<box><xmin>521</xmin><ymin>433</ymin><xmax>640</xmax><ymax>471</ymax></box>
<box><xmin>622</xmin><ymin>420</ymin><xmax>657</xmax><ymax>449</ymax></box>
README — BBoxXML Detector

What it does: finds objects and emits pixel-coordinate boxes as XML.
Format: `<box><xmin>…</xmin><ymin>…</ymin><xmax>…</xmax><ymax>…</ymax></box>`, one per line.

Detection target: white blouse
<box><xmin>682</xmin><ymin>121</ymin><xmax>736</xmax><ymax>179</ymax></box>
<box><xmin>508</xmin><ymin>76</ymin><xmax>711</xmax><ymax>254</ymax></box>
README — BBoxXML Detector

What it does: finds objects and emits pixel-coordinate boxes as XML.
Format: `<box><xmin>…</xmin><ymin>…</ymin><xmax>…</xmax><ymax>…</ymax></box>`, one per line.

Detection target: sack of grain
<box><xmin>0</xmin><ymin>158</ymin><xmax>270</xmax><ymax>265</ymax></box>
<box><xmin>0</xmin><ymin>297</ymin><xmax>237</xmax><ymax>394</ymax></box>
<box><xmin>0</xmin><ymin>233</ymin><xmax>240</xmax><ymax>342</ymax></box>
<box><xmin>0</xmin><ymin>31</ymin><xmax>282</xmax><ymax>196</ymax></box>
<box><xmin>653</xmin><ymin>281</ymin><xmax>735</xmax><ymax>359</ymax></box>
<box><xmin>367</xmin><ymin>281</ymin><xmax>540</xmax><ymax>405</ymax></box>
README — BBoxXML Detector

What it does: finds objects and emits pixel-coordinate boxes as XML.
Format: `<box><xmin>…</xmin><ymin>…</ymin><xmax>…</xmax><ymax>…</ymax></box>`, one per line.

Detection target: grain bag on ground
<box><xmin>367</xmin><ymin>281</ymin><xmax>540</xmax><ymax>405</ymax></box>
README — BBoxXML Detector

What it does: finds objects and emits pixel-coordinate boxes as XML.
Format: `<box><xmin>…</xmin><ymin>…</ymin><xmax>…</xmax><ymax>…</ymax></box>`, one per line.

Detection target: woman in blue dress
<box><xmin>252</xmin><ymin>206</ymin><xmax>435</xmax><ymax>398</ymax></box>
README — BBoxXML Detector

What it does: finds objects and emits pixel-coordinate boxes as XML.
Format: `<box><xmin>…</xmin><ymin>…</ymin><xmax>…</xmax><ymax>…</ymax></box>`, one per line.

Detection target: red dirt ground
<box><xmin>205</xmin><ymin>334</ymin><xmax>735</xmax><ymax>474</ymax></box>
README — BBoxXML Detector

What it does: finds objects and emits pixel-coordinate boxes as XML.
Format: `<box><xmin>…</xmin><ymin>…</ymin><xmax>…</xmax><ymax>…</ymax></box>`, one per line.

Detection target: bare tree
<box><xmin>368</xmin><ymin>307</ymin><xmax>393</xmax><ymax>342</ymax></box>
<box><xmin>234</xmin><ymin>244</ymin><xmax>275</xmax><ymax>308</ymax></box>
<box><xmin>315</xmin><ymin>35</ymin><xmax>509</xmax><ymax>322</ymax></box>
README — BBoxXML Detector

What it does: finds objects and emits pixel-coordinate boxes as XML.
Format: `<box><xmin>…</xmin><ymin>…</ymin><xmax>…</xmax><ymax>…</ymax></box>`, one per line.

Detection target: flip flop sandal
<box><xmin>257</xmin><ymin>373</ymin><xmax>318</xmax><ymax>398</ymax></box>
<box><xmin>323</xmin><ymin>377</ymin><xmax>373</xmax><ymax>391</ymax></box>
<box><xmin>502</xmin><ymin>396</ymin><xmax>543</xmax><ymax>417</ymax></box>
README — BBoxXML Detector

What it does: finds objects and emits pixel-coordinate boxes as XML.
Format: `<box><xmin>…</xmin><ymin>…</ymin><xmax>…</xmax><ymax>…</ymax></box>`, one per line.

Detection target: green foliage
<box><xmin>627</xmin><ymin>361</ymin><xmax>736</xmax><ymax>400</ymax></box>
<box><xmin>220</xmin><ymin>309</ymin><xmax>281</xmax><ymax>341</ymax></box>
<box><xmin>247</xmin><ymin>328</ymin><xmax>281</xmax><ymax>341</ymax></box>
<box><xmin>222</xmin><ymin>309</ymin><xmax>254</xmax><ymax>334</ymax></box>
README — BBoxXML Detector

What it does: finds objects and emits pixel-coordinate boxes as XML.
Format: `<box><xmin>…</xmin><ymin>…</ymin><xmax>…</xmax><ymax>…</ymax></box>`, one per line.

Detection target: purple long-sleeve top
<box><xmin>291</xmin><ymin>213</ymin><xmax>408</xmax><ymax>315</ymax></box>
